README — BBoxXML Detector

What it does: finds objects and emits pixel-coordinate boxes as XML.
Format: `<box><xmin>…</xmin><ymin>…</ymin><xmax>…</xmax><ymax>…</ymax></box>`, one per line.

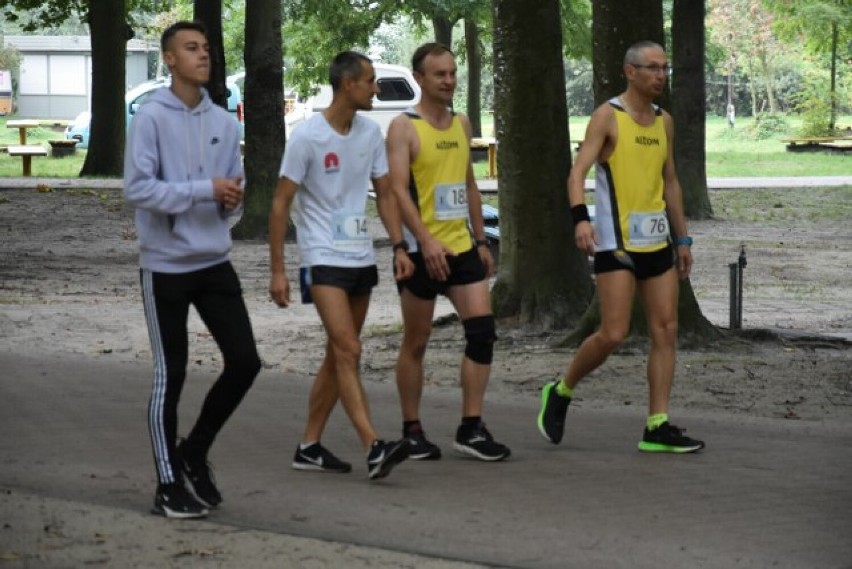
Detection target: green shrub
<box><xmin>749</xmin><ymin>113</ymin><xmax>789</xmax><ymax>140</ymax></box>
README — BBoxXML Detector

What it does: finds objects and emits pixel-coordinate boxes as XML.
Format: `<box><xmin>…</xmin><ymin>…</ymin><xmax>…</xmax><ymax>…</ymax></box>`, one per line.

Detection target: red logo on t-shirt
<box><xmin>324</xmin><ymin>152</ymin><xmax>340</xmax><ymax>173</ymax></box>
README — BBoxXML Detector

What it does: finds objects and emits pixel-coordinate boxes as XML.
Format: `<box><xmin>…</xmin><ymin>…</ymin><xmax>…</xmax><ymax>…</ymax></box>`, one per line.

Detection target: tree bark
<box><xmin>672</xmin><ymin>0</ymin><xmax>713</xmax><ymax>220</ymax></box>
<box><xmin>231</xmin><ymin>0</ymin><xmax>284</xmax><ymax>240</ymax></box>
<box><xmin>464</xmin><ymin>18</ymin><xmax>482</xmax><ymax>138</ymax></box>
<box><xmin>432</xmin><ymin>14</ymin><xmax>454</xmax><ymax>47</ymax></box>
<box><xmin>80</xmin><ymin>0</ymin><xmax>126</xmax><ymax>177</ymax></box>
<box><xmin>194</xmin><ymin>0</ymin><xmax>228</xmax><ymax>109</ymax></box>
<box><xmin>491</xmin><ymin>0</ymin><xmax>593</xmax><ymax>329</ymax></box>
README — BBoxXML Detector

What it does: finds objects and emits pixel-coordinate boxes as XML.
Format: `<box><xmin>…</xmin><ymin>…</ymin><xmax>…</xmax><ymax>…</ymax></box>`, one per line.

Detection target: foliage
<box><xmin>0</xmin><ymin>43</ymin><xmax>22</xmax><ymax>70</ymax></box>
<box><xmin>748</xmin><ymin>111</ymin><xmax>789</xmax><ymax>139</ymax></box>
<box><xmin>793</xmin><ymin>63</ymin><xmax>836</xmax><ymax>137</ymax></box>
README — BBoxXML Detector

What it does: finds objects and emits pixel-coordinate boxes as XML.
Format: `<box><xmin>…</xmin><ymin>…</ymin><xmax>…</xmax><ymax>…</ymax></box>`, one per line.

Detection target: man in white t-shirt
<box><xmin>268</xmin><ymin>51</ymin><xmax>415</xmax><ymax>480</ymax></box>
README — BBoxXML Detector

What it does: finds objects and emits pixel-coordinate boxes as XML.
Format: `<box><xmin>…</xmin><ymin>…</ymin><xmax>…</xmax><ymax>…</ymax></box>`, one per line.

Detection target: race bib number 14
<box><xmin>333</xmin><ymin>212</ymin><xmax>371</xmax><ymax>251</ymax></box>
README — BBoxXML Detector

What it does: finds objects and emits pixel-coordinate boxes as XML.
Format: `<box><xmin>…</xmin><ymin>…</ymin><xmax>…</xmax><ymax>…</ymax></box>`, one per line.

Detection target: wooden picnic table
<box><xmin>781</xmin><ymin>135</ymin><xmax>852</xmax><ymax>152</ymax></box>
<box><xmin>6</xmin><ymin>119</ymin><xmax>40</xmax><ymax>145</ymax></box>
<box><xmin>471</xmin><ymin>136</ymin><xmax>497</xmax><ymax>178</ymax></box>
<box><xmin>7</xmin><ymin>144</ymin><xmax>48</xmax><ymax>176</ymax></box>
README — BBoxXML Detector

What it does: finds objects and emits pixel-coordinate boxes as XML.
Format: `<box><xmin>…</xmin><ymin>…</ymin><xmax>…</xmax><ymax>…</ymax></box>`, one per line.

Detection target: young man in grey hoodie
<box><xmin>124</xmin><ymin>21</ymin><xmax>261</xmax><ymax>519</ymax></box>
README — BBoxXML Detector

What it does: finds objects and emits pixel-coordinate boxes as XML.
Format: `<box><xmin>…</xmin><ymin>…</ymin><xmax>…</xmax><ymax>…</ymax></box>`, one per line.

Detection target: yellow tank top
<box><xmin>408</xmin><ymin>112</ymin><xmax>472</xmax><ymax>254</ymax></box>
<box><xmin>594</xmin><ymin>100</ymin><xmax>669</xmax><ymax>253</ymax></box>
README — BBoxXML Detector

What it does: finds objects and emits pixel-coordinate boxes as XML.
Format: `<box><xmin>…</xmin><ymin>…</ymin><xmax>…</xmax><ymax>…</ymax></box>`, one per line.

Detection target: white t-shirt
<box><xmin>279</xmin><ymin>113</ymin><xmax>388</xmax><ymax>268</ymax></box>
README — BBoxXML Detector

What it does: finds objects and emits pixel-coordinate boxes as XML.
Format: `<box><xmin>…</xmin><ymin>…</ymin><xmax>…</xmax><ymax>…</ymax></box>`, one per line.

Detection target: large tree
<box><xmin>193</xmin><ymin>0</ymin><xmax>228</xmax><ymax>109</ymax></box>
<box><xmin>231</xmin><ymin>0</ymin><xmax>284</xmax><ymax>240</ymax></box>
<box><xmin>671</xmin><ymin>0</ymin><xmax>713</xmax><ymax>220</ymax></box>
<box><xmin>1</xmin><ymin>0</ymin><xmax>133</xmax><ymax>177</ymax></box>
<box><xmin>765</xmin><ymin>0</ymin><xmax>852</xmax><ymax>131</ymax></box>
<box><xmin>490</xmin><ymin>0</ymin><xmax>593</xmax><ymax>329</ymax></box>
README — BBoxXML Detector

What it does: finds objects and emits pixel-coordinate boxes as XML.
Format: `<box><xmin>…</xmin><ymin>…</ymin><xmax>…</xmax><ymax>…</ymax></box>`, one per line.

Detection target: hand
<box><xmin>421</xmin><ymin>235</ymin><xmax>456</xmax><ymax>282</ymax></box>
<box><xmin>676</xmin><ymin>244</ymin><xmax>693</xmax><ymax>280</ymax></box>
<box><xmin>574</xmin><ymin>221</ymin><xmax>597</xmax><ymax>256</ymax></box>
<box><xmin>213</xmin><ymin>176</ymin><xmax>244</xmax><ymax>210</ymax></box>
<box><xmin>393</xmin><ymin>250</ymin><xmax>416</xmax><ymax>281</ymax></box>
<box><xmin>477</xmin><ymin>243</ymin><xmax>495</xmax><ymax>277</ymax></box>
<box><xmin>269</xmin><ymin>272</ymin><xmax>291</xmax><ymax>307</ymax></box>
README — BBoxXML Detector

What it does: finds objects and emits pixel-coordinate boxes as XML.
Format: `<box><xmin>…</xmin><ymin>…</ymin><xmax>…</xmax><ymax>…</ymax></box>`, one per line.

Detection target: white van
<box><xmin>285</xmin><ymin>63</ymin><xmax>420</xmax><ymax>137</ymax></box>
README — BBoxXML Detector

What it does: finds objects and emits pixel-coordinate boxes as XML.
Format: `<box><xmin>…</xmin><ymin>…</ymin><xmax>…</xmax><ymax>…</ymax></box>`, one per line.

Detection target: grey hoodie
<box><xmin>124</xmin><ymin>86</ymin><xmax>243</xmax><ymax>273</ymax></box>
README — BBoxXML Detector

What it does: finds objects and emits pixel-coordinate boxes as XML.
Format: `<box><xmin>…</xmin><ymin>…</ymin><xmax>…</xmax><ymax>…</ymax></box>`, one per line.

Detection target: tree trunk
<box><xmin>80</xmin><ymin>0</ymin><xmax>126</xmax><ymax>177</ymax></box>
<box><xmin>231</xmin><ymin>0</ymin><xmax>285</xmax><ymax>240</ymax></box>
<box><xmin>491</xmin><ymin>0</ymin><xmax>593</xmax><ymax>329</ymax></box>
<box><xmin>672</xmin><ymin>0</ymin><xmax>713</xmax><ymax>220</ymax></box>
<box><xmin>829</xmin><ymin>21</ymin><xmax>838</xmax><ymax>130</ymax></box>
<box><xmin>432</xmin><ymin>14</ymin><xmax>453</xmax><ymax>47</ymax></box>
<box><xmin>194</xmin><ymin>0</ymin><xmax>228</xmax><ymax>109</ymax></box>
<box><xmin>464</xmin><ymin>18</ymin><xmax>482</xmax><ymax>138</ymax></box>
<box><xmin>591</xmin><ymin>0</ymin><xmax>667</xmax><ymax>108</ymax></box>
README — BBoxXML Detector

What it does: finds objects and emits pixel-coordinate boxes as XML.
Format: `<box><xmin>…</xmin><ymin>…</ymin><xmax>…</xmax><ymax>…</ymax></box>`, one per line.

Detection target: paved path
<box><xmin>1</xmin><ymin>352</ymin><xmax>850</xmax><ymax>568</ymax></box>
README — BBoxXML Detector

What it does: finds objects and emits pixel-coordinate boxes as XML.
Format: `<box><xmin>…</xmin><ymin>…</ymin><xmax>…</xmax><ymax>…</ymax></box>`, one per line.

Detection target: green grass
<box><xmin>3</xmin><ymin>114</ymin><xmax>849</xmax><ymax>180</ymax></box>
<box><xmin>473</xmin><ymin>114</ymin><xmax>851</xmax><ymax>179</ymax></box>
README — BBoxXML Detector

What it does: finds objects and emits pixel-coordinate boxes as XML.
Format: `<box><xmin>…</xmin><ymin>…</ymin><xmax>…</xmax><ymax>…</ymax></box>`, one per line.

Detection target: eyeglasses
<box><xmin>630</xmin><ymin>63</ymin><xmax>671</xmax><ymax>76</ymax></box>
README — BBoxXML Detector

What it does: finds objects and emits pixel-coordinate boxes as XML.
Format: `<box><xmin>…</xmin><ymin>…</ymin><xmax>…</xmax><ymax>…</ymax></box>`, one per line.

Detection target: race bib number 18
<box><xmin>332</xmin><ymin>212</ymin><xmax>371</xmax><ymax>251</ymax></box>
<box><xmin>434</xmin><ymin>183</ymin><xmax>468</xmax><ymax>221</ymax></box>
<box><xmin>628</xmin><ymin>211</ymin><xmax>669</xmax><ymax>247</ymax></box>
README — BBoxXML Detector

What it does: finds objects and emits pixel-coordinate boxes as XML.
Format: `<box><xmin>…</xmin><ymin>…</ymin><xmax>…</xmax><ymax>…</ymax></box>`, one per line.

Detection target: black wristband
<box><xmin>475</xmin><ymin>239</ymin><xmax>489</xmax><ymax>247</ymax></box>
<box><xmin>571</xmin><ymin>204</ymin><xmax>591</xmax><ymax>226</ymax></box>
<box><xmin>392</xmin><ymin>239</ymin><xmax>409</xmax><ymax>253</ymax></box>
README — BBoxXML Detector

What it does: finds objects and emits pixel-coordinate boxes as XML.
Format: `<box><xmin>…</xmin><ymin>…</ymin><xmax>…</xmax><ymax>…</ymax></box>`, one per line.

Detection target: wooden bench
<box><xmin>8</xmin><ymin>144</ymin><xmax>48</xmax><ymax>176</ymax></box>
<box><xmin>781</xmin><ymin>136</ymin><xmax>852</xmax><ymax>152</ymax></box>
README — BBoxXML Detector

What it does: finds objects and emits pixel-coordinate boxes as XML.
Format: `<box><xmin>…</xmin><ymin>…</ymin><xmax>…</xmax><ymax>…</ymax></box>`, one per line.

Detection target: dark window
<box><xmin>376</xmin><ymin>78</ymin><xmax>415</xmax><ymax>102</ymax></box>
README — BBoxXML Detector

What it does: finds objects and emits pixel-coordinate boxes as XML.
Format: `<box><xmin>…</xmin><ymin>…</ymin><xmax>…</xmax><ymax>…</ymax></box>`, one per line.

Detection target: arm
<box><xmin>661</xmin><ymin>111</ymin><xmax>693</xmax><ymax>280</ymax></box>
<box><xmin>373</xmin><ymin>174</ymin><xmax>415</xmax><ymax>281</ymax></box>
<box><xmin>458</xmin><ymin>114</ymin><xmax>494</xmax><ymax>276</ymax></box>
<box><xmin>386</xmin><ymin>114</ymin><xmax>455</xmax><ymax>281</ymax></box>
<box><xmin>567</xmin><ymin>104</ymin><xmax>612</xmax><ymax>256</ymax></box>
<box><xmin>268</xmin><ymin>177</ymin><xmax>299</xmax><ymax>307</ymax></box>
<box><xmin>123</xmin><ymin>111</ymin><xmax>242</xmax><ymax>213</ymax></box>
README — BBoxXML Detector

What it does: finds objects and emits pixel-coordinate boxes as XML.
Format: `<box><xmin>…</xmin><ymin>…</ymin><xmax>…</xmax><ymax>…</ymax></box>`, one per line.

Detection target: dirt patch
<box><xmin>1</xmin><ymin>186</ymin><xmax>850</xmax><ymax>424</ymax></box>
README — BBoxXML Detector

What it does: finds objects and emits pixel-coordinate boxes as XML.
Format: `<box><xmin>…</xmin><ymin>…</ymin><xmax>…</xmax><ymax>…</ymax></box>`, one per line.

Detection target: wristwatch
<box><xmin>474</xmin><ymin>238</ymin><xmax>489</xmax><ymax>248</ymax></box>
<box><xmin>392</xmin><ymin>239</ymin><xmax>410</xmax><ymax>253</ymax></box>
<box><xmin>675</xmin><ymin>236</ymin><xmax>693</xmax><ymax>247</ymax></box>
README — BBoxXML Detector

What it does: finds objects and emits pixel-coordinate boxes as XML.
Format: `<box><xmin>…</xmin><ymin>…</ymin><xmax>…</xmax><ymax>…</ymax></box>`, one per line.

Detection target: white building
<box><xmin>4</xmin><ymin>35</ymin><xmax>155</xmax><ymax>119</ymax></box>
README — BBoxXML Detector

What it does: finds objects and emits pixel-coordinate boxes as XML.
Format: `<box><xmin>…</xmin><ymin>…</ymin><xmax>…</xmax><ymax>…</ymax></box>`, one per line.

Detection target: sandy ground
<box><xmin>1</xmin><ymin>185</ymin><xmax>851</xmax><ymax>566</ymax></box>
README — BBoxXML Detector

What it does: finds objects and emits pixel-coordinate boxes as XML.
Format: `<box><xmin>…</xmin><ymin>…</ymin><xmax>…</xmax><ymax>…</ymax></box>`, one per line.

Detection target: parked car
<box><xmin>65</xmin><ymin>77</ymin><xmax>242</xmax><ymax>149</ymax></box>
<box><xmin>285</xmin><ymin>63</ymin><xmax>421</xmax><ymax>138</ymax></box>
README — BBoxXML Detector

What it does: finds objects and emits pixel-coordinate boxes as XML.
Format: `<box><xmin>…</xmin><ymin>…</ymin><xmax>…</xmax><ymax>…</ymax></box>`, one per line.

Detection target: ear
<box><xmin>163</xmin><ymin>50</ymin><xmax>176</xmax><ymax>68</ymax></box>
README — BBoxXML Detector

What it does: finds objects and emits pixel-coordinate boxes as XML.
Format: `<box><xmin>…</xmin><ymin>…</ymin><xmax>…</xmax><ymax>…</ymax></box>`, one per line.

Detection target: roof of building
<box><xmin>4</xmin><ymin>35</ymin><xmax>155</xmax><ymax>53</ymax></box>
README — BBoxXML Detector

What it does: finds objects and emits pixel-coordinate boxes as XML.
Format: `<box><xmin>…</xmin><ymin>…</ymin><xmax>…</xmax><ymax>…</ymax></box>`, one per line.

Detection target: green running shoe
<box><xmin>638</xmin><ymin>421</ymin><xmax>705</xmax><ymax>453</ymax></box>
<box><xmin>537</xmin><ymin>380</ymin><xmax>571</xmax><ymax>444</ymax></box>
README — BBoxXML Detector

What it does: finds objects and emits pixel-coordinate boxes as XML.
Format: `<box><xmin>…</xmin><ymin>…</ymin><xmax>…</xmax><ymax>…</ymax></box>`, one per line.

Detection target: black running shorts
<box><xmin>594</xmin><ymin>244</ymin><xmax>675</xmax><ymax>281</ymax></box>
<box><xmin>397</xmin><ymin>246</ymin><xmax>486</xmax><ymax>300</ymax></box>
<box><xmin>299</xmin><ymin>265</ymin><xmax>379</xmax><ymax>304</ymax></box>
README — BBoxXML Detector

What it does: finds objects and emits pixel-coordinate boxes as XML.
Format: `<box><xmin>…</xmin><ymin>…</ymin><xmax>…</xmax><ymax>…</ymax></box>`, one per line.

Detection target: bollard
<box><xmin>729</xmin><ymin>244</ymin><xmax>747</xmax><ymax>329</ymax></box>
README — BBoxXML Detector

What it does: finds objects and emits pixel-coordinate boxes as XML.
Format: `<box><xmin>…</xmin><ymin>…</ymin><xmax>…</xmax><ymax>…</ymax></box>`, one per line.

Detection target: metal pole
<box><xmin>729</xmin><ymin>262</ymin><xmax>740</xmax><ymax>329</ymax></box>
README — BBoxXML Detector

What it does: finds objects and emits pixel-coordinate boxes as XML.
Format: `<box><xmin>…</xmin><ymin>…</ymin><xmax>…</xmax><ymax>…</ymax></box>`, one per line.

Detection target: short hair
<box><xmin>161</xmin><ymin>20</ymin><xmax>207</xmax><ymax>53</ymax></box>
<box><xmin>411</xmin><ymin>42</ymin><xmax>454</xmax><ymax>74</ymax></box>
<box><xmin>624</xmin><ymin>41</ymin><xmax>665</xmax><ymax>66</ymax></box>
<box><xmin>329</xmin><ymin>51</ymin><xmax>371</xmax><ymax>91</ymax></box>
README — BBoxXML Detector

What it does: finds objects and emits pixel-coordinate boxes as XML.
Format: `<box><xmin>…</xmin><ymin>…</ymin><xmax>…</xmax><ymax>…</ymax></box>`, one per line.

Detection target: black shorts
<box><xmin>397</xmin><ymin>247</ymin><xmax>486</xmax><ymax>300</ymax></box>
<box><xmin>594</xmin><ymin>244</ymin><xmax>674</xmax><ymax>281</ymax></box>
<box><xmin>299</xmin><ymin>265</ymin><xmax>378</xmax><ymax>304</ymax></box>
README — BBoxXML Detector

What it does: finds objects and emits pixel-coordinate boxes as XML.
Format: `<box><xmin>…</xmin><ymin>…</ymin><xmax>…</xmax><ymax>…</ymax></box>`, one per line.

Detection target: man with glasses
<box><xmin>538</xmin><ymin>41</ymin><xmax>705</xmax><ymax>454</ymax></box>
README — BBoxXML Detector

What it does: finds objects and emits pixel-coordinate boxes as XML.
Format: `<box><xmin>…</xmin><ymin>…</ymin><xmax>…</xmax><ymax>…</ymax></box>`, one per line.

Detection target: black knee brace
<box><xmin>463</xmin><ymin>315</ymin><xmax>496</xmax><ymax>365</ymax></box>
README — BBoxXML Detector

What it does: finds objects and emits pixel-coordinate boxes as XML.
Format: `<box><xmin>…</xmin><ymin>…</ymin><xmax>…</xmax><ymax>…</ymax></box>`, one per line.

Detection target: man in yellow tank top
<box><xmin>538</xmin><ymin>41</ymin><xmax>705</xmax><ymax>453</ymax></box>
<box><xmin>386</xmin><ymin>43</ymin><xmax>510</xmax><ymax>462</ymax></box>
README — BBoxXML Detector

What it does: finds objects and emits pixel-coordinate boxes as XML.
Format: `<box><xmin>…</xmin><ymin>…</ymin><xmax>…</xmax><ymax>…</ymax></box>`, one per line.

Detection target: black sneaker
<box><xmin>453</xmin><ymin>422</ymin><xmax>511</xmax><ymax>461</ymax></box>
<box><xmin>366</xmin><ymin>439</ymin><xmax>411</xmax><ymax>480</ymax></box>
<box><xmin>638</xmin><ymin>421</ymin><xmax>705</xmax><ymax>453</ymax></box>
<box><xmin>292</xmin><ymin>443</ymin><xmax>352</xmax><ymax>473</ymax></box>
<box><xmin>177</xmin><ymin>440</ymin><xmax>222</xmax><ymax>508</ymax></box>
<box><xmin>537</xmin><ymin>379</ymin><xmax>571</xmax><ymax>444</ymax></box>
<box><xmin>404</xmin><ymin>425</ymin><xmax>442</xmax><ymax>460</ymax></box>
<box><xmin>152</xmin><ymin>483</ymin><xmax>208</xmax><ymax>519</ymax></box>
